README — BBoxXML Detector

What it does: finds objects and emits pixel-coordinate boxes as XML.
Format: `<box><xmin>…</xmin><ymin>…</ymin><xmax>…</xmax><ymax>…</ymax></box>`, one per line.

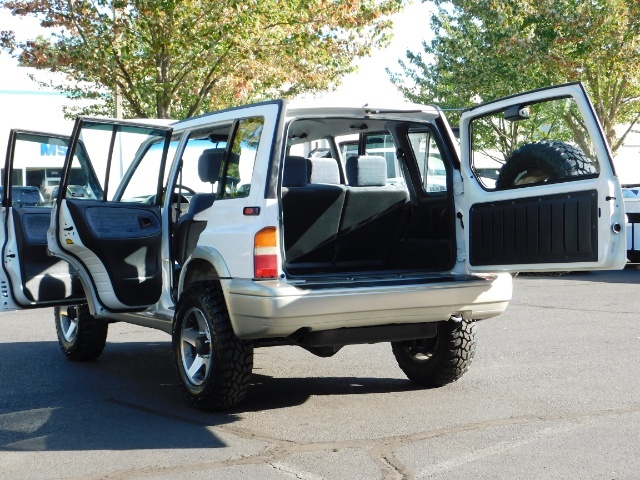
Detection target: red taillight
<box><xmin>254</xmin><ymin>227</ymin><xmax>278</xmax><ymax>278</ymax></box>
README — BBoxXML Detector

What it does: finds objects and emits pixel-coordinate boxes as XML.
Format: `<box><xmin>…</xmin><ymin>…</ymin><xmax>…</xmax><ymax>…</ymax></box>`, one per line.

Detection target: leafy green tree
<box><xmin>1</xmin><ymin>0</ymin><xmax>403</xmax><ymax>119</ymax></box>
<box><xmin>389</xmin><ymin>0</ymin><xmax>640</xmax><ymax>155</ymax></box>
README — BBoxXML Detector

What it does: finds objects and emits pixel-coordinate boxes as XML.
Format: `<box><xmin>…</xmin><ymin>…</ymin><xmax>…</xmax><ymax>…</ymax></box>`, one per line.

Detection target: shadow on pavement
<box><xmin>240</xmin><ymin>373</ymin><xmax>418</xmax><ymax>413</ymax></box>
<box><xmin>0</xmin><ymin>339</ymin><xmax>417</xmax><ymax>451</ymax></box>
<box><xmin>516</xmin><ymin>267</ymin><xmax>640</xmax><ymax>285</ymax></box>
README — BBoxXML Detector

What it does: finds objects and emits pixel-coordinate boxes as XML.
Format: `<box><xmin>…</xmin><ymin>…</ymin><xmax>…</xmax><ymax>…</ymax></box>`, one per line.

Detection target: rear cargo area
<box><xmin>280</xmin><ymin>118</ymin><xmax>456</xmax><ymax>277</ymax></box>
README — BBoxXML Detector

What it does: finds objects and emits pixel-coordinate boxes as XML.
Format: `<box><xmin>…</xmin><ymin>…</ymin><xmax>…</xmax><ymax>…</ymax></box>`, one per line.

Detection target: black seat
<box><xmin>281</xmin><ymin>156</ymin><xmax>346</xmax><ymax>270</ymax></box>
<box><xmin>335</xmin><ymin>155</ymin><xmax>410</xmax><ymax>268</ymax></box>
<box><xmin>174</xmin><ymin>149</ymin><xmax>223</xmax><ymax>265</ymax></box>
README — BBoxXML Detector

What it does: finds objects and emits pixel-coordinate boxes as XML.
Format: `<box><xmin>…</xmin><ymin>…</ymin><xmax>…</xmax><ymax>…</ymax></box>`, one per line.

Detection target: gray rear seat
<box><xmin>335</xmin><ymin>155</ymin><xmax>410</xmax><ymax>268</ymax></box>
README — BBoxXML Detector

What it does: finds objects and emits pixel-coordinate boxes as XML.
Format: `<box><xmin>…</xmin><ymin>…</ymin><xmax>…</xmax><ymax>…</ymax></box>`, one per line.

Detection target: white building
<box><xmin>0</xmin><ymin>59</ymin><xmax>74</xmax><ymax>190</ymax></box>
<box><xmin>0</xmin><ymin>59</ymin><xmax>73</xmax><ymax>136</ymax></box>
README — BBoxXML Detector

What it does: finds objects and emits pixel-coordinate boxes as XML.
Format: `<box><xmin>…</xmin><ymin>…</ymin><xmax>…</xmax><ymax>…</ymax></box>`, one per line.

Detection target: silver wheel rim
<box><xmin>404</xmin><ymin>337</ymin><xmax>438</xmax><ymax>363</ymax></box>
<box><xmin>59</xmin><ymin>309</ymin><xmax>78</xmax><ymax>343</ymax></box>
<box><xmin>513</xmin><ymin>168</ymin><xmax>550</xmax><ymax>185</ymax></box>
<box><xmin>180</xmin><ymin>307</ymin><xmax>212</xmax><ymax>386</ymax></box>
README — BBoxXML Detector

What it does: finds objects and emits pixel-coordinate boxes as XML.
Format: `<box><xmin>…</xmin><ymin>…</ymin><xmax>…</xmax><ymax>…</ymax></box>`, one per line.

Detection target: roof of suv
<box><xmin>285</xmin><ymin>99</ymin><xmax>441</xmax><ymax>119</ymax></box>
<box><xmin>171</xmin><ymin>99</ymin><xmax>442</xmax><ymax>132</ymax></box>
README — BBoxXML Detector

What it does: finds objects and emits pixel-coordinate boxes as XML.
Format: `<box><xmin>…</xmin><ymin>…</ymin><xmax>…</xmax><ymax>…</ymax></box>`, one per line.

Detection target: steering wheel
<box><xmin>144</xmin><ymin>184</ymin><xmax>196</xmax><ymax>205</ymax></box>
<box><xmin>174</xmin><ymin>184</ymin><xmax>196</xmax><ymax>196</ymax></box>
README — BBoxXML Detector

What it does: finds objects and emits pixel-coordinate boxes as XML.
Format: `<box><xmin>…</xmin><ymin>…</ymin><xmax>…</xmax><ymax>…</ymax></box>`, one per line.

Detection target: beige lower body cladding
<box><xmin>224</xmin><ymin>273</ymin><xmax>513</xmax><ymax>339</ymax></box>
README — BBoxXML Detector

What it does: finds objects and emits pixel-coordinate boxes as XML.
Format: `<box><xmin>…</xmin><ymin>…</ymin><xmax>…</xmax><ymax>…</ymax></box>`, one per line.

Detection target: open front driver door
<box><xmin>458</xmin><ymin>82</ymin><xmax>626</xmax><ymax>273</ymax></box>
<box><xmin>0</xmin><ymin>130</ymin><xmax>85</xmax><ymax>310</ymax></box>
<box><xmin>47</xmin><ymin>118</ymin><xmax>173</xmax><ymax>315</ymax></box>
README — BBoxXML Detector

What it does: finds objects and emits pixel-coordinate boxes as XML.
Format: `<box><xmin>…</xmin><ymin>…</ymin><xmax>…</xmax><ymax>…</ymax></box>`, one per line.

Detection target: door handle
<box><xmin>138</xmin><ymin>216</ymin><xmax>153</xmax><ymax>229</ymax></box>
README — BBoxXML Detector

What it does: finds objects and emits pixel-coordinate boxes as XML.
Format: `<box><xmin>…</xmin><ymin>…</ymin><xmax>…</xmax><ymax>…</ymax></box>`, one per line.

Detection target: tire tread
<box><xmin>392</xmin><ymin>319</ymin><xmax>476</xmax><ymax>388</ymax></box>
<box><xmin>496</xmin><ymin>140</ymin><xmax>596</xmax><ymax>189</ymax></box>
<box><xmin>55</xmin><ymin>305</ymin><xmax>108</xmax><ymax>361</ymax></box>
<box><xmin>173</xmin><ymin>281</ymin><xmax>253</xmax><ymax>411</ymax></box>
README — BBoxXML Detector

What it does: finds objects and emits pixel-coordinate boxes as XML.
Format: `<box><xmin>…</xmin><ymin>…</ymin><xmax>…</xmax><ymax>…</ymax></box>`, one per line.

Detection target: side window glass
<box><xmin>363</xmin><ymin>133</ymin><xmax>405</xmax><ymax>185</ymax></box>
<box><xmin>69</xmin><ymin>122</ymin><xmax>171</xmax><ymax>202</ymax></box>
<box><xmin>340</xmin><ymin>141</ymin><xmax>358</xmax><ymax>161</ymax></box>
<box><xmin>6</xmin><ymin>133</ymin><xmax>74</xmax><ymax>207</ymax></box>
<box><xmin>121</xmin><ymin>140</ymin><xmax>178</xmax><ymax>201</ymax></box>
<box><xmin>176</xmin><ymin>129</ymin><xmax>231</xmax><ymax>198</ymax></box>
<box><xmin>409</xmin><ymin>131</ymin><xmax>448</xmax><ymax>194</ymax></box>
<box><xmin>223</xmin><ymin>117</ymin><xmax>264</xmax><ymax>198</ymax></box>
<box><xmin>470</xmin><ymin>96</ymin><xmax>599</xmax><ymax>190</ymax></box>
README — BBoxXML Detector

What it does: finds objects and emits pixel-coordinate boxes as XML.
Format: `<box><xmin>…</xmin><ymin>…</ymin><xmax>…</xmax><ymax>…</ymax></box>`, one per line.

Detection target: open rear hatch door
<box><xmin>458</xmin><ymin>82</ymin><xmax>626</xmax><ymax>273</ymax></box>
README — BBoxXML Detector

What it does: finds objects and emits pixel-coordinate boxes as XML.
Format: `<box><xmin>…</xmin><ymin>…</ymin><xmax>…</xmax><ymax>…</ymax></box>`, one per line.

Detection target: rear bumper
<box><xmin>224</xmin><ymin>273</ymin><xmax>513</xmax><ymax>339</ymax></box>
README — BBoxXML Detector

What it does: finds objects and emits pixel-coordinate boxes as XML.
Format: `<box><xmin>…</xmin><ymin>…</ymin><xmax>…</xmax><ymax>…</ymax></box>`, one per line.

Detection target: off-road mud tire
<box><xmin>496</xmin><ymin>140</ymin><xmax>596</xmax><ymax>189</ymax></box>
<box><xmin>54</xmin><ymin>304</ymin><xmax>108</xmax><ymax>361</ymax></box>
<box><xmin>496</xmin><ymin>140</ymin><xmax>593</xmax><ymax>276</ymax></box>
<box><xmin>173</xmin><ymin>281</ymin><xmax>253</xmax><ymax>411</ymax></box>
<box><xmin>392</xmin><ymin>318</ymin><xmax>476</xmax><ymax>387</ymax></box>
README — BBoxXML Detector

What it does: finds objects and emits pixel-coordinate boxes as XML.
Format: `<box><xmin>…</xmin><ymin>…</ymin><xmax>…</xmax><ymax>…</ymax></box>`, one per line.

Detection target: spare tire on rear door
<box><xmin>496</xmin><ymin>140</ymin><xmax>597</xmax><ymax>277</ymax></box>
<box><xmin>496</xmin><ymin>140</ymin><xmax>597</xmax><ymax>189</ymax></box>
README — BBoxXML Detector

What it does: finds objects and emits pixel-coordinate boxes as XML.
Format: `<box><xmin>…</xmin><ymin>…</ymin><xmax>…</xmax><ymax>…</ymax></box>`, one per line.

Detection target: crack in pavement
<box><xmin>103</xmin><ymin>397</ymin><xmax>219</xmax><ymax>427</ymax></box>
<box><xmin>268</xmin><ymin>461</ymin><xmax>326</xmax><ymax>479</ymax></box>
<box><xmin>508</xmin><ymin>302</ymin><xmax>640</xmax><ymax>315</ymax></box>
<box><xmin>69</xmin><ymin>402</ymin><xmax>640</xmax><ymax>480</ymax></box>
<box><xmin>370</xmin><ymin>448</ymin><xmax>412</xmax><ymax>480</ymax></box>
<box><xmin>414</xmin><ymin>421</ymin><xmax>588</xmax><ymax>478</ymax></box>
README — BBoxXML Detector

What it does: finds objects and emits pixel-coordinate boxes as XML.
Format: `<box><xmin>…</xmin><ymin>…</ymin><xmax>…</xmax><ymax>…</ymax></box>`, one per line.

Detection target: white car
<box><xmin>0</xmin><ymin>83</ymin><xmax>627</xmax><ymax>410</ymax></box>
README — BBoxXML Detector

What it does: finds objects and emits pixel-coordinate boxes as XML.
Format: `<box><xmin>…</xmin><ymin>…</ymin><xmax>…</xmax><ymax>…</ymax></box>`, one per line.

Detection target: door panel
<box><xmin>48</xmin><ymin>118</ymin><xmax>173</xmax><ymax>312</ymax></box>
<box><xmin>469</xmin><ymin>190</ymin><xmax>597</xmax><ymax>266</ymax></box>
<box><xmin>0</xmin><ymin>130</ymin><xmax>85</xmax><ymax>310</ymax></box>
<box><xmin>63</xmin><ymin>200</ymin><xmax>162</xmax><ymax>307</ymax></box>
<box><xmin>459</xmin><ymin>83</ymin><xmax>627</xmax><ymax>272</ymax></box>
<box><xmin>10</xmin><ymin>207</ymin><xmax>84</xmax><ymax>302</ymax></box>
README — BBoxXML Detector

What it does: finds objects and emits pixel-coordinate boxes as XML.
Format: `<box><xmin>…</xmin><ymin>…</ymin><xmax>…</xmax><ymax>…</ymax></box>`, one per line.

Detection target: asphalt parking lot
<box><xmin>1</xmin><ymin>268</ymin><xmax>639</xmax><ymax>479</ymax></box>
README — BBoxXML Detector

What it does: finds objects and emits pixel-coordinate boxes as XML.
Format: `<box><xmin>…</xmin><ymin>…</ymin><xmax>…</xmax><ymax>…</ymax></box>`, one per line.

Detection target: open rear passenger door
<box><xmin>47</xmin><ymin>118</ymin><xmax>173</xmax><ymax>315</ymax></box>
<box><xmin>458</xmin><ymin>82</ymin><xmax>627</xmax><ymax>273</ymax></box>
<box><xmin>0</xmin><ymin>131</ymin><xmax>86</xmax><ymax>310</ymax></box>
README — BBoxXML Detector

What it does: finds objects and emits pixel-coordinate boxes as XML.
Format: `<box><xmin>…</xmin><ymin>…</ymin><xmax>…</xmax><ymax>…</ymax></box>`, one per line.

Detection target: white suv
<box><xmin>0</xmin><ymin>83</ymin><xmax>626</xmax><ymax>410</ymax></box>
